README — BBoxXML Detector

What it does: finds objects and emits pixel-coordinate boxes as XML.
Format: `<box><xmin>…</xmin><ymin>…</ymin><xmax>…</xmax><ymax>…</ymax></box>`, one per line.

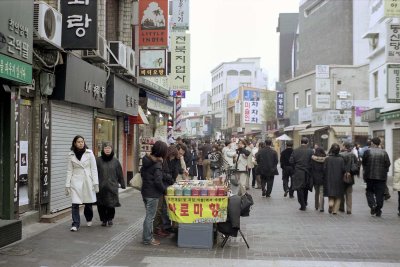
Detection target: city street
<box><xmin>0</xmin><ymin>175</ymin><xmax>399</xmax><ymax>267</ymax></box>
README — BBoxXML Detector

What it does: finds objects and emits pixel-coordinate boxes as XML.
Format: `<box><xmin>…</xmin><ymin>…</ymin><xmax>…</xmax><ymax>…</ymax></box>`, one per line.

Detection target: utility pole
<box><xmin>351</xmin><ymin>105</ymin><xmax>355</xmax><ymax>144</ymax></box>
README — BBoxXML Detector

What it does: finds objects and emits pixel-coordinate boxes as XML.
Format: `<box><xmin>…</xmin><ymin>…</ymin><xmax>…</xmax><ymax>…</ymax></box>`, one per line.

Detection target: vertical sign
<box><xmin>40</xmin><ymin>102</ymin><xmax>50</xmax><ymax>204</ymax></box>
<box><xmin>61</xmin><ymin>0</ymin><xmax>98</xmax><ymax>50</ymax></box>
<box><xmin>386</xmin><ymin>23</ymin><xmax>400</xmax><ymax>62</ymax></box>
<box><xmin>385</xmin><ymin>0</ymin><xmax>400</xmax><ymax>17</ymax></box>
<box><xmin>315</xmin><ymin>78</ymin><xmax>331</xmax><ymax>93</ymax></box>
<box><xmin>139</xmin><ymin>0</ymin><xmax>168</xmax><ymax>47</ymax></box>
<box><xmin>12</xmin><ymin>90</ymin><xmax>20</xmax><ymax>212</ymax></box>
<box><xmin>387</xmin><ymin>64</ymin><xmax>400</xmax><ymax>103</ymax></box>
<box><xmin>171</xmin><ymin>0</ymin><xmax>189</xmax><ymax>30</ymax></box>
<box><xmin>276</xmin><ymin>92</ymin><xmax>284</xmax><ymax>119</ymax></box>
<box><xmin>243</xmin><ymin>101</ymin><xmax>261</xmax><ymax>124</ymax></box>
<box><xmin>169</xmin><ymin>31</ymin><xmax>190</xmax><ymax>91</ymax></box>
<box><xmin>316</xmin><ymin>65</ymin><xmax>330</xmax><ymax>78</ymax></box>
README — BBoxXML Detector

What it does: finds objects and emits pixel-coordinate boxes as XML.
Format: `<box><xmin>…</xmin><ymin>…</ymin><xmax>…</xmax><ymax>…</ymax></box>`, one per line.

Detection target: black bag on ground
<box><xmin>240</xmin><ymin>192</ymin><xmax>254</xmax><ymax>217</ymax></box>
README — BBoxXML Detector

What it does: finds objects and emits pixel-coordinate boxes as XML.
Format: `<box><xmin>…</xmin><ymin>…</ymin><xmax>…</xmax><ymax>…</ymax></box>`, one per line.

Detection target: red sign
<box><xmin>139</xmin><ymin>0</ymin><xmax>168</xmax><ymax>47</ymax></box>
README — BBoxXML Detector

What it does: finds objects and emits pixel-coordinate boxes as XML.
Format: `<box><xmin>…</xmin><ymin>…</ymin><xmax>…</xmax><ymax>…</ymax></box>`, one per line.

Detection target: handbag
<box><xmin>129</xmin><ymin>172</ymin><xmax>142</xmax><ymax>190</ymax></box>
<box><xmin>343</xmin><ymin>172</ymin><xmax>354</xmax><ymax>185</ymax></box>
<box><xmin>350</xmin><ymin>156</ymin><xmax>359</xmax><ymax>175</ymax></box>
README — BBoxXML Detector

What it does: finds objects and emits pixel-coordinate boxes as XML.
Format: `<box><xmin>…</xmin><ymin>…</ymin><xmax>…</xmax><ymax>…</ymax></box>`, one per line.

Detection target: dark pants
<box><xmin>197</xmin><ymin>164</ymin><xmax>204</xmax><ymax>180</ymax></box>
<box><xmin>282</xmin><ymin>168</ymin><xmax>294</xmax><ymax>197</ymax></box>
<box><xmin>71</xmin><ymin>203</ymin><xmax>93</xmax><ymax>228</ymax></box>
<box><xmin>97</xmin><ymin>205</ymin><xmax>115</xmax><ymax>223</ymax></box>
<box><xmin>297</xmin><ymin>188</ymin><xmax>308</xmax><ymax>209</ymax></box>
<box><xmin>365</xmin><ymin>179</ymin><xmax>386</xmax><ymax>212</ymax></box>
<box><xmin>249</xmin><ymin>168</ymin><xmax>256</xmax><ymax>187</ymax></box>
<box><xmin>261</xmin><ymin>175</ymin><xmax>274</xmax><ymax>196</ymax></box>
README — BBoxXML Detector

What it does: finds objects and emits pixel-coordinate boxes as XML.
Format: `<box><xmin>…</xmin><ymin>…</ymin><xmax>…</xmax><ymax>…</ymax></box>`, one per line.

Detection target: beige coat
<box><xmin>393</xmin><ymin>158</ymin><xmax>400</xmax><ymax>191</ymax></box>
<box><xmin>66</xmin><ymin>149</ymin><xmax>99</xmax><ymax>204</ymax></box>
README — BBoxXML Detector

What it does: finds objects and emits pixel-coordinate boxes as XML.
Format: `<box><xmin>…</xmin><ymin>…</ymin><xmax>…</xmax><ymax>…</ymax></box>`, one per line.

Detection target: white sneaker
<box><xmin>70</xmin><ymin>226</ymin><xmax>78</xmax><ymax>232</ymax></box>
<box><xmin>87</xmin><ymin>221</ymin><xmax>92</xmax><ymax>227</ymax></box>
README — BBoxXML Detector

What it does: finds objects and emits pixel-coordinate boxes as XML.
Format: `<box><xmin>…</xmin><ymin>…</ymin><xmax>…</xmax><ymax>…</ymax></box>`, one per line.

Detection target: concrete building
<box><xmin>210</xmin><ymin>57</ymin><xmax>268</xmax><ymax>138</ymax></box>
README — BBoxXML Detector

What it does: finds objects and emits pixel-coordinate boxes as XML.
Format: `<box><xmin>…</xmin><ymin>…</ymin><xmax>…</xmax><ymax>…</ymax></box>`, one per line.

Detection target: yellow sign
<box><xmin>385</xmin><ymin>0</ymin><xmax>400</xmax><ymax>17</ymax></box>
<box><xmin>165</xmin><ymin>196</ymin><xmax>228</xmax><ymax>223</ymax></box>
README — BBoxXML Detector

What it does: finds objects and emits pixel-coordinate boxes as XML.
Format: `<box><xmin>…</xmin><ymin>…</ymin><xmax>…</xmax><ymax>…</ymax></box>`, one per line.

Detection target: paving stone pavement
<box><xmin>0</xmin><ymin>175</ymin><xmax>399</xmax><ymax>267</ymax></box>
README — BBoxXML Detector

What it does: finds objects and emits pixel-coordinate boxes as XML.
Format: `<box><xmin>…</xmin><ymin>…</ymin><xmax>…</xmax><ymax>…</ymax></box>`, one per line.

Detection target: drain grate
<box><xmin>0</xmin><ymin>246</ymin><xmax>33</xmax><ymax>256</ymax></box>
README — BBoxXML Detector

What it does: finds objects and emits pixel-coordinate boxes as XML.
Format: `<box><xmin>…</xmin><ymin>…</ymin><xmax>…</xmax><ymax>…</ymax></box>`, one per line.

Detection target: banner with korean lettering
<box><xmin>61</xmin><ymin>0</ymin><xmax>97</xmax><ymax>50</ymax></box>
<box><xmin>165</xmin><ymin>196</ymin><xmax>228</xmax><ymax>223</ymax></box>
<box><xmin>276</xmin><ymin>92</ymin><xmax>284</xmax><ymax>119</ymax></box>
<box><xmin>139</xmin><ymin>0</ymin><xmax>168</xmax><ymax>47</ymax></box>
<box><xmin>387</xmin><ymin>64</ymin><xmax>400</xmax><ymax>103</ymax></box>
<box><xmin>171</xmin><ymin>0</ymin><xmax>189</xmax><ymax>30</ymax></box>
<box><xmin>169</xmin><ymin>31</ymin><xmax>190</xmax><ymax>91</ymax></box>
<box><xmin>243</xmin><ymin>101</ymin><xmax>263</xmax><ymax>124</ymax></box>
<box><xmin>386</xmin><ymin>23</ymin><xmax>400</xmax><ymax>63</ymax></box>
<box><xmin>139</xmin><ymin>49</ymin><xmax>167</xmax><ymax>76</ymax></box>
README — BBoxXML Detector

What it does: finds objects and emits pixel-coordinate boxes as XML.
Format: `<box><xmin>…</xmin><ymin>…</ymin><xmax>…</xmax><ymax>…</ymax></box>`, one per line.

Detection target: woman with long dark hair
<box><xmin>65</xmin><ymin>135</ymin><xmax>99</xmax><ymax>232</ymax></box>
<box><xmin>311</xmin><ymin>147</ymin><xmax>327</xmax><ymax>212</ymax></box>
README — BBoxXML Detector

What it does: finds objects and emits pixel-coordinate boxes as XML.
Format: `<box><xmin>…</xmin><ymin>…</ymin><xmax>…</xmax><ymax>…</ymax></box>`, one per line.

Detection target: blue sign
<box><xmin>276</xmin><ymin>92</ymin><xmax>285</xmax><ymax>119</ymax></box>
<box><xmin>170</xmin><ymin>90</ymin><xmax>186</xmax><ymax>98</ymax></box>
<box><xmin>243</xmin><ymin>90</ymin><xmax>260</xmax><ymax>101</ymax></box>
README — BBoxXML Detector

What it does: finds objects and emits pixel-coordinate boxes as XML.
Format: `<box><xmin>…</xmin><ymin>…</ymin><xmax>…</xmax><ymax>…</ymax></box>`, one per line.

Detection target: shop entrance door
<box><xmin>19</xmin><ymin>101</ymin><xmax>32</xmax><ymax>213</ymax></box>
<box><xmin>94</xmin><ymin>117</ymin><xmax>115</xmax><ymax>157</ymax></box>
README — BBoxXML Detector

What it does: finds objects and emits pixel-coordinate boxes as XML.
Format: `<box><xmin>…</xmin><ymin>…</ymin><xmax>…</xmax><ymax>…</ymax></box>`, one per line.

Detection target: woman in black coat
<box><xmin>188</xmin><ymin>144</ymin><xmax>198</xmax><ymax>179</ymax></box>
<box><xmin>324</xmin><ymin>143</ymin><xmax>345</xmax><ymax>215</ymax></box>
<box><xmin>96</xmin><ymin>142</ymin><xmax>126</xmax><ymax>227</ymax></box>
<box><xmin>311</xmin><ymin>147</ymin><xmax>326</xmax><ymax>212</ymax></box>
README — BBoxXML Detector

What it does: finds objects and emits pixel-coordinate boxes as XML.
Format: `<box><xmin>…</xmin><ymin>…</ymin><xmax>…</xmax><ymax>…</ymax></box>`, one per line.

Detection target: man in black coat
<box><xmin>280</xmin><ymin>141</ymin><xmax>294</xmax><ymax>198</ymax></box>
<box><xmin>290</xmin><ymin>137</ymin><xmax>313</xmax><ymax>211</ymax></box>
<box><xmin>362</xmin><ymin>137</ymin><xmax>391</xmax><ymax>217</ymax></box>
<box><xmin>256</xmin><ymin>138</ymin><xmax>278</xmax><ymax>197</ymax></box>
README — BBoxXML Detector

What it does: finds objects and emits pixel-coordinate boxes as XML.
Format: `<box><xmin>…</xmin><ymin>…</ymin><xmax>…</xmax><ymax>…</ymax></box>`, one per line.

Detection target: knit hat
<box><xmin>102</xmin><ymin>141</ymin><xmax>113</xmax><ymax>149</ymax></box>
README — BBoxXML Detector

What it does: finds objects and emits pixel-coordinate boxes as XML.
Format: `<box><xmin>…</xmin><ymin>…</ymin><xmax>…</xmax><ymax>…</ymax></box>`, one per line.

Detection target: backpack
<box><xmin>240</xmin><ymin>192</ymin><xmax>254</xmax><ymax>217</ymax></box>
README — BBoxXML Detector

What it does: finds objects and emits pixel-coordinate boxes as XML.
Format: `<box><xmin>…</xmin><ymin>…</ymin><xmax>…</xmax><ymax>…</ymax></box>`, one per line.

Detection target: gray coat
<box><xmin>324</xmin><ymin>154</ymin><xmax>345</xmax><ymax>197</ymax></box>
<box><xmin>96</xmin><ymin>156</ymin><xmax>125</xmax><ymax>207</ymax></box>
<box><xmin>289</xmin><ymin>145</ymin><xmax>313</xmax><ymax>190</ymax></box>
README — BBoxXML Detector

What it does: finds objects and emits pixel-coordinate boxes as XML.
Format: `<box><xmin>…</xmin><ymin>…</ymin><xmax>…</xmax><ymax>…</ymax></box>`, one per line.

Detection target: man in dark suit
<box><xmin>256</xmin><ymin>138</ymin><xmax>278</xmax><ymax>197</ymax></box>
<box><xmin>290</xmin><ymin>137</ymin><xmax>313</xmax><ymax>210</ymax></box>
<box><xmin>280</xmin><ymin>141</ymin><xmax>294</xmax><ymax>198</ymax></box>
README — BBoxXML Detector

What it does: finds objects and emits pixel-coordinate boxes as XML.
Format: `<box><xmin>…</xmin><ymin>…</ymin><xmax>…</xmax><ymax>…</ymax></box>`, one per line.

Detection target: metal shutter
<box><xmin>50</xmin><ymin>101</ymin><xmax>93</xmax><ymax>213</ymax></box>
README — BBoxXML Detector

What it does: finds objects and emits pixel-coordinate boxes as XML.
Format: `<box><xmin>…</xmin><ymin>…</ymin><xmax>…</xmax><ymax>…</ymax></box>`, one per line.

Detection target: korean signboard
<box><xmin>385</xmin><ymin>0</ymin><xmax>400</xmax><ymax>17</ymax></box>
<box><xmin>40</xmin><ymin>102</ymin><xmax>51</xmax><ymax>204</ymax></box>
<box><xmin>0</xmin><ymin>0</ymin><xmax>33</xmax><ymax>84</ymax></box>
<box><xmin>315</xmin><ymin>78</ymin><xmax>331</xmax><ymax>93</ymax></box>
<box><xmin>387</xmin><ymin>64</ymin><xmax>400</xmax><ymax>103</ymax></box>
<box><xmin>169</xmin><ymin>31</ymin><xmax>190</xmax><ymax>91</ymax></box>
<box><xmin>107</xmin><ymin>74</ymin><xmax>139</xmax><ymax>116</ymax></box>
<box><xmin>316</xmin><ymin>94</ymin><xmax>331</xmax><ymax>109</ymax></box>
<box><xmin>386</xmin><ymin>23</ymin><xmax>400</xmax><ymax>62</ymax></box>
<box><xmin>316</xmin><ymin>65</ymin><xmax>330</xmax><ymax>78</ymax></box>
<box><xmin>165</xmin><ymin>196</ymin><xmax>228</xmax><ymax>223</ymax></box>
<box><xmin>276</xmin><ymin>92</ymin><xmax>284</xmax><ymax>119</ymax></box>
<box><xmin>54</xmin><ymin>54</ymin><xmax>107</xmax><ymax>108</ymax></box>
<box><xmin>171</xmin><ymin>0</ymin><xmax>190</xmax><ymax>30</ymax></box>
<box><xmin>139</xmin><ymin>49</ymin><xmax>167</xmax><ymax>76</ymax></box>
<box><xmin>170</xmin><ymin>90</ymin><xmax>186</xmax><ymax>98</ymax></box>
<box><xmin>243</xmin><ymin>101</ymin><xmax>263</xmax><ymax>124</ymax></box>
<box><xmin>61</xmin><ymin>0</ymin><xmax>97</xmax><ymax>50</ymax></box>
<box><xmin>139</xmin><ymin>0</ymin><xmax>168</xmax><ymax>47</ymax></box>
<box><xmin>147</xmin><ymin>92</ymin><xmax>173</xmax><ymax>114</ymax></box>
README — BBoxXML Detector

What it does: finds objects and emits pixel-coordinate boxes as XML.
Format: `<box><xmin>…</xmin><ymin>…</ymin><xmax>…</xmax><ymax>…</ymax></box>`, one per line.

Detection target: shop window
<box><xmin>94</xmin><ymin>118</ymin><xmax>115</xmax><ymax>157</ymax></box>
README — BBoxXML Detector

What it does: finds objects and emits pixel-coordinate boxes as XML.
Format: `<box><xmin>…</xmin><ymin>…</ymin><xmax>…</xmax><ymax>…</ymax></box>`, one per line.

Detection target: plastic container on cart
<box><xmin>216</xmin><ymin>186</ymin><xmax>226</xmax><ymax>196</ymax></box>
<box><xmin>191</xmin><ymin>187</ymin><xmax>200</xmax><ymax>196</ymax></box>
<box><xmin>183</xmin><ymin>186</ymin><xmax>192</xmax><ymax>196</ymax></box>
<box><xmin>178</xmin><ymin>223</ymin><xmax>214</xmax><ymax>249</ymax></box>
<box><xmin>200</xmin><ymin>187</ymin><xmax>208</xmax><ymax>196</ymax></box>
<box><xmin>175</xmin><ymin>187</ymin><xmax>183</xmax><ymax>196</ymax></box>
<box><xmin>207</xmin><ymin>187</ymin><xmax>217</xmax><ymax>196</ymax></box>
<box><xmin>166</xmin><ymin>186</ymin><xmax>175</xmax><ymax>196</ymax></box>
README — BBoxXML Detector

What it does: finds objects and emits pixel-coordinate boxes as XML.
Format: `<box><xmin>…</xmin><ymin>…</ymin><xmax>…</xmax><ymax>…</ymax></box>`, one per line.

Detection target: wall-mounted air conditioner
<box><xmin>34</xmin><ymin>1</ymin><xmax>62</xmax><ymax>49</ymax></box>
<box><xmin>82</xmin><ymin>35</ymin><xmax>108</xmax><ymax>63</ymax></box>
<box><xmin>108</xmin><ymin>41</ymin><xmax>127</xmax><ymax>69</ymax></box>
<box><xmin>124</xmin><ymin>46</ymin><xmax>136</xmax><ymax>77</ymax></box>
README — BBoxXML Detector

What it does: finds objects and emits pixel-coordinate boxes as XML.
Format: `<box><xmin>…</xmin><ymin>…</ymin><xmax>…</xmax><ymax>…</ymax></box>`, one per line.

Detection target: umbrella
<box><xmin>276</xmin><ymin>134</ymin><xmax>292</xmax><ymax>141</ymax></box>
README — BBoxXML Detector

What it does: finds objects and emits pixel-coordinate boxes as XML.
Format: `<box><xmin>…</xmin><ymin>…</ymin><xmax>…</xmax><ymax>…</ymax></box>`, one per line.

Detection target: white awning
<box><xmin>284</xmin><ymin>123</ymin><xmax>310</xmax><ymax>132</ymax></box>
<box><xmin>331</xmin><ymin>126</ymin><xmax>369</xmax><ymax>136</ymax></box>
<box><xmin>299</xmin><ymin>126</ymin><xmax>327</xmax><ymax>136</ymax></box>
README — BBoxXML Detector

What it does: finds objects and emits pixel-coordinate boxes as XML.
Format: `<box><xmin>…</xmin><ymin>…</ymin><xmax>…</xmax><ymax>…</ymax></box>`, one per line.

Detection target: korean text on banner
<box><xmin>169</xmin><ymin>31</ymin><xmax>190</xmax><ymax>91</ymax></box>
<box><xmin>139</xmin><ymin>0</ymin><xmax>168</xmax><ymax>47</ymax></box>
<box><xmin>171</xmin><ymin>0</ymin><xmax>189</xmax><ymax>29</ymax></box>
<box><xmin>165</xmin><ymin>196</ymin><xmax>228</xmax><ymax>223</ymax></box>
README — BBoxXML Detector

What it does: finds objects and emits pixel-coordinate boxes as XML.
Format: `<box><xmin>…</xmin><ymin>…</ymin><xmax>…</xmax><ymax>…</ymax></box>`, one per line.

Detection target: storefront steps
<box><xmin>0</xmin><ymin>220</ymin><xmax>22</xmax><ymax>248</ymax></box>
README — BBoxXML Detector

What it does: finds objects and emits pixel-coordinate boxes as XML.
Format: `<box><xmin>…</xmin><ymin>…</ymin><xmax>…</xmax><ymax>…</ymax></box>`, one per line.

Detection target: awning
<box><xmin>284</xmin><ymin>123</ymin><xmax>310</xmax><ymax>132</ymax></box>
<box><xmin>331</xmin><ymin>126</ymin><xmax>369</xmax><ymax>136</ymax></box>
<box><xmin>299</xmin><ymin>126</ymin><xmax>327</xmax><ymax>136</ymax></box>
<box><xmin>129</xmin><ymin>106</ymin><xmax>149</xmax><ymax>125</ymax></box>
<box><xmin>379</xmin><ymin>109</ymin><xmax>400</xmax><ymax>121</ymax></box>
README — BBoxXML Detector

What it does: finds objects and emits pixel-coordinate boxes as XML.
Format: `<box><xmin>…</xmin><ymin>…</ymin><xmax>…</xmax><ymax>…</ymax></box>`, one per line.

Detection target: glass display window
<box><xmin>94</xmin><ymin>117</ymin><xmax>115</xmax><ymax>157</ymax></box>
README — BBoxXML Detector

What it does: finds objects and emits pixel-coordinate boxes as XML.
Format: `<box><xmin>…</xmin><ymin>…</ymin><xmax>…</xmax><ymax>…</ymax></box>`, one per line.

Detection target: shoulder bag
<box><xmin>129</xmin><ymin>172</ymin><xmax>142</xmax><ymax>190</ymax></box>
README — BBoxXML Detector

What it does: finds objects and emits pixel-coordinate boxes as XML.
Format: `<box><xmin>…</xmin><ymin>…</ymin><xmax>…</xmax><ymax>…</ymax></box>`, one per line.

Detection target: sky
<box><xmin>184</xmin><ymin>0</ymin><xmax>300</xmax><ymax>106</ymax></box>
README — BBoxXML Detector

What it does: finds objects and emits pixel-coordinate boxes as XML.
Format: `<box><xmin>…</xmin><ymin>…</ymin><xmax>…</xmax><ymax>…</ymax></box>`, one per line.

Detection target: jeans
<box><xmin>261</xmin><ymin>175</ymin><xmax>274</xmax><ymax>196</ymax></box>
<box><xmin>314</xmin><ymin>185</ymin><xmax>324</xmax><ymax>210</ymax></box>
<box><xmin>71</xmin><ymin>203</ymin><xmax>93</xmax><ymax>228</ymax></box>
<box><xmin>97</xmin><ymin>205</ymin><xmax>115</xmax><ymax>223</ymax></box>
<box><xmin>142</xmin><ymin>197</ymin><xmax>159</xmax><ymax>243</ymax></box>
<box><xmin>365</xmin><ymin>179</ymin><xmax>386</xmax><ymax>212</ymax></box>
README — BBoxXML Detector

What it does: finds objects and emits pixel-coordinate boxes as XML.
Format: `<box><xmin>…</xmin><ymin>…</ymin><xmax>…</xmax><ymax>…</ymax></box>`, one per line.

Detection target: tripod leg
<box><xmin>220</xmin><ymin>235</ymin><xmax>229</xmax><ymax>248</ymax></box>
<box><xmin>239</xmin><ymin>230</ymin><xmax>250</xmax><ymax>249</ymax></box>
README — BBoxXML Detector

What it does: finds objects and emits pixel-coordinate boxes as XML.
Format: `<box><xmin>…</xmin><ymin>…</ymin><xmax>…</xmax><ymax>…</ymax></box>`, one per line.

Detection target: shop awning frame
<box><xmin>298</xmin><ymin>126</ymin><xmax>328</xmax><ymax>136</ymax></box>
<box><xmin>284</xmin><ymin>123</ymin><xmax>310</xmax><ymax>132</ymax></box>
<box><xmin>129</xmin><ymin>106</ymin><xmax>149</xmax><ymax>125</ymax></box>
<box><xmin>331</xmin><ymin>126</ymin><xmax>369</xmax><ymax>136</ymax></box>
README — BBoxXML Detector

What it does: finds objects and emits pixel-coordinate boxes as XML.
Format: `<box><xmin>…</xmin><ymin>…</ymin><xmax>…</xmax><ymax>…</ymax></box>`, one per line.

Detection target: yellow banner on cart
<box><xmin>165</xmin><ymin>196</ymin><xmax>228</xmax><ymax>223</ymax></box>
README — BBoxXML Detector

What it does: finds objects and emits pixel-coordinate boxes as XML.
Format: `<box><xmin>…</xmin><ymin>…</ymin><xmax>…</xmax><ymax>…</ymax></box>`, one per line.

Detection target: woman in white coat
<box><xmin>393</xmin><ymin>157</ymin><xmax>400</xmax><ymax>216</ymax></box>
<box><xmin>65</xmin><ymin>135</ymin><xmax>99</xmax><ymax>231</ymax></box>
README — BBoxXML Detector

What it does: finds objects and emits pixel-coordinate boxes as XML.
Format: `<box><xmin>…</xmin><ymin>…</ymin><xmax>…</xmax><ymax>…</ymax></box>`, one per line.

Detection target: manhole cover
<box><xmin>0</xmin><ymin>246</ymin><xmax>33</xmax><ymax>256</ymax></box>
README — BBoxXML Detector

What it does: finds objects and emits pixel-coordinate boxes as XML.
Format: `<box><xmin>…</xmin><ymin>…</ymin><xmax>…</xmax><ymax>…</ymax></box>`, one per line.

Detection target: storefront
<box><xmin>283</xmin><ymin>123</ymin><xmax>310</xmax><ymax>147</ymax></box>
<box><xmin>50</xmin><ymin>53</ymin><xmax>107</xmax><ymax>212</ymax></box>
<box><xmin>299</xmin><ymin>126</ymin><xmax>329</xmax><ymax>150</ymax></box>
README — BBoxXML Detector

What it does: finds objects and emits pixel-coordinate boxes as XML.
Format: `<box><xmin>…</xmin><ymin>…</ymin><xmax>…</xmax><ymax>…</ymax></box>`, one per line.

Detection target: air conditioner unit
<box><xmin>82</xmin><ymin>35</ymin><xmax>109</xmax><ymax>63</ymax></box>
<box><xmin>34</xmin><ymin>1</ymin><xmax>62</xmax><ymax>49</ymax></box>
<box><xmin>40</xmin><ymin>72</ymin><xmax>55</xmax><ymax>96</ymax></box>
<box><xmin>124</xmin><ymin>46</ymin><xmax>136</xmax><ymax>77</ymax></box>
<box><xmin>108</xmin><ymin>41</ymin><xmax>127</xmax><ymax>70</ymax></box>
